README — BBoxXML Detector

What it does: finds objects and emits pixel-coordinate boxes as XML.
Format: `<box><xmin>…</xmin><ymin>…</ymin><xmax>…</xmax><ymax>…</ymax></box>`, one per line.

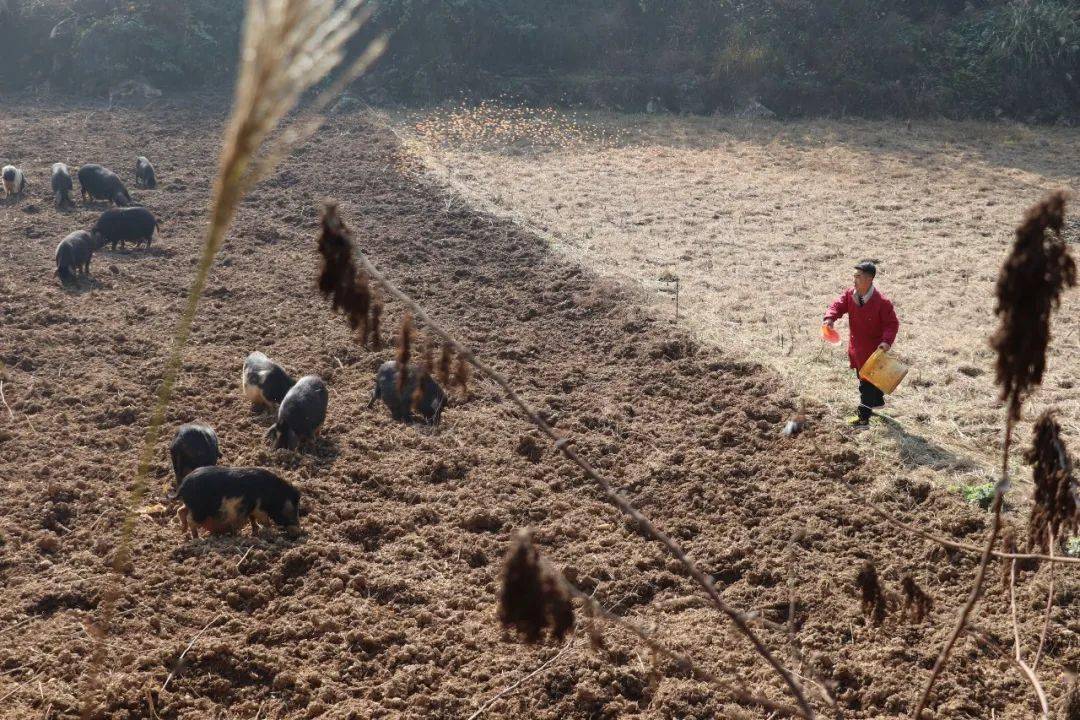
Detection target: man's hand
<box><xmin>825</xmin><ymin>320</ymin><xmax>835</xmax><ymax>329</ymax></box>
<box><xmin>879</xmin><ymin>342</ymin><xmax>891</xmax><ymax>352</ymax></box>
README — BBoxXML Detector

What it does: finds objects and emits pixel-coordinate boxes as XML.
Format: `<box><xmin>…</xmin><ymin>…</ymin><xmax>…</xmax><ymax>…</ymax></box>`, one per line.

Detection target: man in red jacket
<box><xmin>823</xmin><ymin>261</ymin><xmax>900</xmax><ymax>427</ymax></box>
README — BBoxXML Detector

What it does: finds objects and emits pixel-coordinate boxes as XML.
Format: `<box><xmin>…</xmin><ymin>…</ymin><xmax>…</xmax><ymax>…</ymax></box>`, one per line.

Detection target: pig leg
<box><xmin>249</xmin><ymin>515</ymin><xmax>260</xmax><ymax>535</ymax></box>
<box><xmin>367</xmin><ymin>383</ymin><xmax>379</xmax><ymax>409</ymax></box>
<box><xmin>177</xmin><ymin>506</ymin><xmax>190</xmax><ymax>537</ymax></box>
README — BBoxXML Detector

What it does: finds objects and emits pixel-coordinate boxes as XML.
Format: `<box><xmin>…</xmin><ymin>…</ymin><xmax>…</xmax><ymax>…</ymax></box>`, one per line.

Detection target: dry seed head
<box><xmin>856</xmin><ymin>561</ymin><xmax>887</xmax><ymax>626</ymax></box>
<box><xmin>369</xmin><ymin>301</ymin><xmax>383</xmax><ymax>349</ymax></box>
<box><xmin>396</xmin><ymin>314</ymin><xmax>413</xmax><ymax>397</ymax></box>
<box><xmin>317</xmin><ymin>203</ymin><xmax>371</xmax><ymax>336</ymax></box>
<box><xmin>437</xmin><ymin>344</ymin><xmax>453</xmax><ymax>386</ymax></box>
<box><xmin>452</xmin><ymin>356</ymin><xmax>470</xmax><ymax>395</ymax></box>
<box><xmin>900</xmin><ymin>575</ymin><xmax>932</xmax><ymax>623</ymax></box>
<box><xmin>990</xmin><ymin>191</ymin><xmax>1075</xmax><ymax>422</ymax></box>
<box><xmin>1024</xmin><ymin>409</ymin><xmax>1078</xmax><ymax>552</ymax></box>
<box><xmin>498</xmin><ymin>529</ymin><xmax>574</xmax><ymax>643</ymax></box>
<box><xmin>411</xmin><ymin>342</ymin><xmax>435</xmax><ymax>412</ymax></box>
<box><xmin>317</xmin><ymin>203</ymin><xmax>386</xmax><ymax>348</ymax></box>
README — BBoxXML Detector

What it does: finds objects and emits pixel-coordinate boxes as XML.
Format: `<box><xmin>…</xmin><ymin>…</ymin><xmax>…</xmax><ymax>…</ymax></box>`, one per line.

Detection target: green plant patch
<box><xmin>961</xmin><ymin>482</ymin><xmax>997</xmax><ymax>511</ymax></box>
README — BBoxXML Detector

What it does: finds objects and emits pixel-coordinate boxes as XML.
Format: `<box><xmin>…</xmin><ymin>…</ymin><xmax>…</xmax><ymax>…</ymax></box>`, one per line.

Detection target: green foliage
<box><xmin>0</xmin><ymin>0</ymin><xmax>243</xmax><ymax>93</ymax></box>
<box><xmin>1066</xmin><ymin>536</ymin><xmax>1080</xmax><ymax>557</ymax></box>
<box><xmin>1</xmin><ymin>0</ymin><xmax>1077</xmax><ymax>121</ymax></box>
<box><xmin>948</xmin><ymin>0</ymin><xmax>1080</xmax><ymax>120</ymax></box>
<box><xmin>961</xmin><ymin>482</ymin><xmax>997</xmax><ymax>511</ymax></box>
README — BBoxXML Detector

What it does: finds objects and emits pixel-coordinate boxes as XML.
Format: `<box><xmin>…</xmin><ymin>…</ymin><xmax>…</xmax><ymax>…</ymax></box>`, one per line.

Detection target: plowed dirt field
<box><xmin>0</xmin><ymin>97</ymin><xmax>1074</xmax><ymax>719</ymax></box>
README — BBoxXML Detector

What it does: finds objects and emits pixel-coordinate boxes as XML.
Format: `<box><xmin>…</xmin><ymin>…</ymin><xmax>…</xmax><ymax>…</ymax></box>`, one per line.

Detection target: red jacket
<box><xmin>824</xmin><ymin>287</ymin><xmax>899</xmax><ymax>369</ymax></box>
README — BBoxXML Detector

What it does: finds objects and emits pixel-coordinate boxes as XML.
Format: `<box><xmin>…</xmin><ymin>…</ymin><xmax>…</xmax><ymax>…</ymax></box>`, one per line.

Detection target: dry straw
<box><xmin>79</xmin><ymin>1</ymin><xmax>385</xmax><ymax>715</ymax></box>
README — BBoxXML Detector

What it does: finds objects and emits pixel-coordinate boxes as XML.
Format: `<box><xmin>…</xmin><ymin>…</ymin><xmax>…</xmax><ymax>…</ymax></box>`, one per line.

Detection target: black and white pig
<box><xmin>169</xmin><ymin>424</ymin><xmax>220</xmax><ymax>484</ymax></box>
<box><xmin>134</xmin><ymin>156</ymin><xmax>157</xmax><ymax>188</ymax></box>
<box><xmin>242</xmin><ymin>351</ymin><xmax>296</xmax><ymax>409</ymax></box>
<box><xmin>174</xmin><ymin>467</ymin><xmax>301</xmax><ymax>539</ymax></box>
<box><xmin>2</xmin><ymin>165</ymin><xmax>27</xmax><ymax>199</ymax></box>
<box><xmin>77</xmin><ymin>164</ymin><xmax>132</xmax><ymax>206</ymax></box>
<box><xmin>92</xmin><ymin>206</ymin><xmax>160</xmax><ymax>251</ymax></box>
<box><xmin>368</xmin><ymin>360</ymin><xmax>447</xmax><ymax>425</ymax></box>
<box><xmin>267</xmin><ymin>375</ymin><xmax>327</xmax><ymax>451</ymax></box>
<box><xmin>51</xmin><ymin>163</ymin><xmax>73</xmax><ymax>207</ymax></box>
<box><xmin>55</xmin><ymin>230</ymin><xmax>96</xmax><ymax>283</ymax></box>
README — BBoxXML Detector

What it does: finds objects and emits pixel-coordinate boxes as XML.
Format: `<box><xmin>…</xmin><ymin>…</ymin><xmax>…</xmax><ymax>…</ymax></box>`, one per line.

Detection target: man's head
<box><xmin>853</xmin><ymin>260</ymin><xmax>876</xmax><ymax>295</ymax></box>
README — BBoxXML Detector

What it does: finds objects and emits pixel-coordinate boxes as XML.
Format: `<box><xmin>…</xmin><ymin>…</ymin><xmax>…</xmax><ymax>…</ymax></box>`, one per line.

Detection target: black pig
<box><xmin>267</xmin><ymin>375</ymin><xmax>327</xmax><ymax>451</ymax></box>
<box><xmin>368</xmin><ymin>360</ymin><xmax>447</xmax><ymax>425</ymax></box>
<box><xmin>242</xmin><ymin>351</ymin><xmax>296</xmax><ymax>409</ymax></box>
<box><xmin>51</xmin><ymin>163</ymin><xmax>73</xmax><ymax>207</ymax></box>
<box><xmin>174</xmin><ymin>467</ymin><xmax>301</xmax><ymax>539</ymax></box>
<box><xmin>92</xmin><ymin>206</ymin><xmax>160</xmax><ymax>250</ymax></box>
<box><xmin>55</xmin><ymin>231</ymin><xmax>95</xmax><ymax>283</ymax></box>
<box><xmin>134</xmin><ymin>156</ymin><xmax>157</xmax><ymax>188</ymax></box>
<box><xmin>77</xmin><ymin>164</ymin><xmax>132</xmax><ymax>206</ymax></box>
<box><xmin>169</xmin><ymin>424</ymin><xmax>220</xmax><ymax>484</ymax></box>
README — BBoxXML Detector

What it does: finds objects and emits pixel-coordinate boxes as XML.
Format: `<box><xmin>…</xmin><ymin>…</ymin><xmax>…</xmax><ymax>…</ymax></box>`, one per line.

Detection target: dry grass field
<box><xmin>398</xmin><ymin>106</ymin><xmax>1080</xmax><ymax>493</ymax></box>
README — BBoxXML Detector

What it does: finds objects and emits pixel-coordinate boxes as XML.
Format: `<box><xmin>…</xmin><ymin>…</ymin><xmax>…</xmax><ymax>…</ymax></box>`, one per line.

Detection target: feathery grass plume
<box><xmin>498</xmin><ymin>529</ymin><xmax>574</xmax><ymax>643</ymax></box>
<box><xmin>396</xmin><ymin>314</ymin><xmax>413</xmax><ymax>399</ymax></box>
<box><xmin>856</xmin><ymin>561</ymin><xmax>887</xmax><ymax>626</ymax></box>
<box><xmin>79</xmin><ymin>2</ymin><xmax>385</xmax><ymax>715</ymax></box>
<box><xmin>900</xmin><ymin>575</ymin><xmax>933</xmax><ymax>623</ymax></box>
<box><xmin>991</xmin><ymin>191</ymin><xmax>1074</xmax><ymax>423</ymax></box>
<box><xmin>1024</xmin><ymin>410</ymin><xmax>1078</xmax><ymax>553</ymax></box>
<box><xmin>437</xmin><ymin>344</ymin><xmax>453</xmax><ymax>386</ymax></box>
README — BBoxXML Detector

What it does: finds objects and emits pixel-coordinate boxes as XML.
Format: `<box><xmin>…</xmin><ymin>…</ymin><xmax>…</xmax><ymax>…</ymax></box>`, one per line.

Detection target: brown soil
<box><xmin>0</xmin><ymin>97</ymin><xmax>1074</xmax><ymax>719</ymax></box>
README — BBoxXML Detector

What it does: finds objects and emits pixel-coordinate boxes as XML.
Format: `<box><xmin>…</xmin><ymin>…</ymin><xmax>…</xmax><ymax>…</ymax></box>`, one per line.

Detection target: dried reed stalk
<box><xmin>1032</xmin><ymin>528</ymin><xmax>1055</xmax><ymax>672</ymax></box>
<box><xmin>78</xmin><ymin>2</ymin><xmax>384</xmax><ymax>715</ymax></box>
<box><xmin>317</xmin><ymin>205</ymin><xmax>814</xmax><ymax>718</ymax></box>
<box><xmin>914</xmin><ymin>192</ymin><xmax>1073</xmax><ymax>720</ymax></box>
<box><xmin>396</xmin><ymin>314</ymin><xmax>413</xmax><ymax>397</ymax></box>
<box><xmin>1007</xmin><ymin>557</ymin><xmax>1050</xmax><ymax>717</ymax></box>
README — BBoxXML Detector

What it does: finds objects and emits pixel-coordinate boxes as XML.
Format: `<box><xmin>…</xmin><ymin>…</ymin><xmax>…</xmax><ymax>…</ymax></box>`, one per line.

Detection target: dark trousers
<box><xmin>857</xmin><ymin>371</ymin><xmax>885</xmax><ymax>421</ymax></box>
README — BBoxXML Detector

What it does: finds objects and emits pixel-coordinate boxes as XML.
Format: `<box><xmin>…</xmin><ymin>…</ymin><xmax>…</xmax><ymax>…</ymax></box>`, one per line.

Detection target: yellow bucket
<box><xmin>859</xmin><ymin>349</ymin><xmax>909</xmax><ymax>394</ymax></box>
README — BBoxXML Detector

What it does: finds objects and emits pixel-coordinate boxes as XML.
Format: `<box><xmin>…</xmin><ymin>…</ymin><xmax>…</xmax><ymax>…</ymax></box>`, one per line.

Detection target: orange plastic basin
<box><xmin>820</xmin><ymin>324</ymin><xmax>840</xmax><ymax>344</ymax></box>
